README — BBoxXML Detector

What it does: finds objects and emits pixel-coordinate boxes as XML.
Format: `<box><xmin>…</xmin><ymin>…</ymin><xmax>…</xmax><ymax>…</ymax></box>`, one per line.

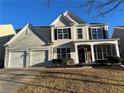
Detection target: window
<box><xmin>91</xmin><ymin>28</ymin><xmax>103</xmax><ymax>39</ymax></box>
<box><xmin>57</xmin><ymin>29</ymin><xmax>62</xmax><ymax>39</ymax></box>
<box><xmin>77</xmin><ymin>28</ymin><xmax>83</xmax><ymax>39</ymax></box>
<box><xmin>97</xmin><ymin>47</ymin><xmax>103</xmax><ymax>60</ymax></box>
<box><xmin>94</xmin><ymin>46</ymin><xmax>111</xmax><ymax>60</ymax></box>
<box><xmin>97</xmin><ymin>28</ymin><xmax>103</xmax><ymax>39</ymax></box>
<box><xmin>57</xmin><ymin>28</ymin><xmax>70</xmax><ymax>39</ymax></box>
<box><xmin>57</xmin><ymin>48</ymin><xmax>71</xmax><ymax>59</ymax></box>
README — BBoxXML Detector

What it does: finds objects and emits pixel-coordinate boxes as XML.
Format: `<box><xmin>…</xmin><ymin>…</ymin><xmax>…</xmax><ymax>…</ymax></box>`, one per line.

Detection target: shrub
<box><xmin>61</xmin><ymin>59</ymin><xmax>67</xmax><ymax>66</ymax></box>
<box><xmin>0</xmin><ymin>60</ymin><xmax>4</xmax><ymax>68</ymax></box>
<box><xmin>52</xmin><ymin>58</ymin><xmax>74</xmax><ymax>67</ymax></box>
<box><xmin>95</xmin><ymin>60</ymin><xmax>108</xmax><ymax>65</ymax></box>
<box><xmin>62</xmin><ymin>58</ymin><xmax>74</xmax><ymax>66</ymax></box>
<box><xmin>52</xmin><ymin>59</ymin><xmax>62</xmax><ymax>66</ymax></box>
<box><xmin>107</xmin><ymin>56</ymin><xmax>122</xmax><ymax>65</ymax></box>
<box><xmin>121</xmin><ymin>59</ymin><xmax>124</xmax><ymax>65</ymax></box>
<box><xmin>68</xmin><ymin>58</ymin><xmax>75</xmax><ymax>65</ymax></box>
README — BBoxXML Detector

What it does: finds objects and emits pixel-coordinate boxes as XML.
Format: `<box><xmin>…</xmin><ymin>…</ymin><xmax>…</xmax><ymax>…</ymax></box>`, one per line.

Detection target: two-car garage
<box><xmin>7</xmin><ymin>50</ymin><xmax>48</xmax><ymax>68</ymax></box>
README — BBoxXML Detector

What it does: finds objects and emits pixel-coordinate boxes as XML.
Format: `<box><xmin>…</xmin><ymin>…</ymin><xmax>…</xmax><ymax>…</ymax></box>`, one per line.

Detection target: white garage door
<box><xmin>30</xmin><ymin>50</ymin><xmax>48</xmax><ymax>67</ymax></box>
<box><xmin>8</xmin><ymin>51</ymin><xmax>26</xmax><ymax>67</ymax></box>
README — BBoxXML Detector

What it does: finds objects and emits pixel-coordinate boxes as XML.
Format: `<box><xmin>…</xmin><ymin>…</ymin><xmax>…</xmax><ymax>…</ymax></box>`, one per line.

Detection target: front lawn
<box><xmin>16</xmin><ymin>66</ymin><xmax>124</xmax><ymax>93</ymax></box>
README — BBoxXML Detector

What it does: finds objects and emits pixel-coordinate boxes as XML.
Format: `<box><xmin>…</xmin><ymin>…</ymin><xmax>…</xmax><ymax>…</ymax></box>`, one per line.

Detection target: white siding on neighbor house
<box><xmin>8</xmin><ymin>51</ymin><xmax>26</xmax><ymax>67</ymax></box>
<box><xmin>0</xmin><ymin>24</ymin><xmax>16</xmax><ymax>37</ymax></box>
<box><xmin>30</xmin><ymin>50</ymin><xmax>48</xmax><ymax>67</ymax></box>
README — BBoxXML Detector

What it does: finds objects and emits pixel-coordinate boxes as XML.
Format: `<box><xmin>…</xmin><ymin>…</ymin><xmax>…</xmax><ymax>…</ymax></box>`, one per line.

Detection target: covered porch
<box><xmin>73</xmin><ymin>39</ymin><xmax>120</xmax><ymax>64</ymax></box>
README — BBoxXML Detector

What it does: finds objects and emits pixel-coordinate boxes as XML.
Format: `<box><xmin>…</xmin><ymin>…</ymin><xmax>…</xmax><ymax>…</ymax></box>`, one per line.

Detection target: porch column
<box><xmin>75</xmin><ymin>44</ymin><xmax>79</xmax><ymax>64</ymax></box>
<box><xmin>115</xmin><ymin>43</ymin><xmax>120</xmax><ymax>57</ymax></box>
<box><xmin>91</xmin><ymin>45</ymin><xmax>95</xmax><ymax>62</ymax></box>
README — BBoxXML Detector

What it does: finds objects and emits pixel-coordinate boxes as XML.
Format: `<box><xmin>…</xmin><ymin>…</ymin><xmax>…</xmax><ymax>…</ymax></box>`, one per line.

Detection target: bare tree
<box><xmin>47</xmin><ymin>0</ymin><xmax>124</xmax><ymax>16</ymax></box>
<box><xmin>82</xmin><ymin>0</ymin><xmax>124</xmax><ymax>16</ymax></box>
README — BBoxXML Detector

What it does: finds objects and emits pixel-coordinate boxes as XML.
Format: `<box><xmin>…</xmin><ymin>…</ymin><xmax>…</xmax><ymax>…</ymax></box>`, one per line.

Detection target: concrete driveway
<box><xmin>0</xmin><ymin>68</ymin><xmax>43</xmax><ymax>93</ymax></box>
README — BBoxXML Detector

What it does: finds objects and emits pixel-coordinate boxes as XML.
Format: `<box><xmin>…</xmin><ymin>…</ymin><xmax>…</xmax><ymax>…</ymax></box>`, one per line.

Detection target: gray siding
<box><xmin>112</xmin><ymin>28</ymin><xmax>124</xmax><ymax>58</ymax></box>
<box><xmin>0</xmin><ymin>35</ymin><xmax>13</xmax><ymax>60</ymax></box>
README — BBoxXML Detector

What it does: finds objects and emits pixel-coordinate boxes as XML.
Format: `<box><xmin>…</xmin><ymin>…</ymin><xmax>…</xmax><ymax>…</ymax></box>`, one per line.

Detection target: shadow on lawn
<box><xmin>0</xmin><ymin>78</ymin><xmax>93</xmax><ymax>93</ymax></box>
<box><xmin>41</xmin><ymin>71</ymin><xmax>124</xmax><ymax>83</ymax></box>
<box><xmin>0</xmin><ymin>71</ymin><xmax>124</xmax><ymax>86</ymax></box>
<box><xmin>0</xmin><ymin>70</ymin><xmax>124</xmax><ymax>83</ymax></box>
<box><xmin>0</xmin><ymin>70</ymin><xmax>124</xmax><ymax>93</ymax></box>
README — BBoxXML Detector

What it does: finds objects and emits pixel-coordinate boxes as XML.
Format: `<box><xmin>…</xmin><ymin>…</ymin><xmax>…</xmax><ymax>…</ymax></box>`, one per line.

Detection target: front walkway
<box><xmin>0</xmin><ymin>69</ymin><xmax>41</xmax><ymax>93</ymax></box>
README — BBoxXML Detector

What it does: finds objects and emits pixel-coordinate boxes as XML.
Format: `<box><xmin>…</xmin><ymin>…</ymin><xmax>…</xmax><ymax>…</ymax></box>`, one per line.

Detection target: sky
<box><xmin>0</xmin><ymin>0</ymin><xmax>124</xmax><ymax>37</ymax></box>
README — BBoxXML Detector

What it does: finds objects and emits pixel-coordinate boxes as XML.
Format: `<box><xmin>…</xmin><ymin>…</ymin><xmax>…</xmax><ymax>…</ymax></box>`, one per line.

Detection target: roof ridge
<box><xmin>63</xmin><ymin>10</ymin><xmax>87</xmax><ymax>24</ymax></box>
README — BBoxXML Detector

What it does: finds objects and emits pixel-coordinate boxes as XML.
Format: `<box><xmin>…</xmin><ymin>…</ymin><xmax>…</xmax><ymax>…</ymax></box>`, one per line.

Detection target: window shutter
<box><xmin>88</xmin><ymin>28</ymin><xmax>92</xmax><ymax>39</ymax></box>
<box><xmin>54</xmin><ymin>29</ymin><xmax>57</xmax><ymax>40</ymax></box>
<box><xmin>103</xmin><ymin>27</ymin><xmax>106</xmax><ymax>39</ymax></box>
<box><xmin>68</xmin><ymin>28</ymin><xmax>71</xmax><ymax>39</ymax></box>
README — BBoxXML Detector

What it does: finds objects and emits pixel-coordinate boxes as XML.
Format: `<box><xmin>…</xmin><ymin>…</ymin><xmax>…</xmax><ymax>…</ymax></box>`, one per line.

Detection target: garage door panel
<box><xmin>30</xmin><ymin>50</ymin><xmax>48</xmax><ymax>67</ymax></box>
<box><xmin>9</xmin><ymin>51</ymin><xmax>26</xmax><ymax>67</ymax></box>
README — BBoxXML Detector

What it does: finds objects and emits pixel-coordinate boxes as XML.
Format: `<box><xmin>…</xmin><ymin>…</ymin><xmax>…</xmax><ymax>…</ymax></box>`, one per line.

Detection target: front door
<box><xmin>78</xmin><ymin>48</ymin><xmax>87</xmax><ymax>63</ymax></box>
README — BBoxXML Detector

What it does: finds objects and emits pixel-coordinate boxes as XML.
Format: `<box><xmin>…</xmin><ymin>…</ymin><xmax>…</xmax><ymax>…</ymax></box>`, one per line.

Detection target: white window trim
<box><xmin>94</xmin><ymin>46</ymin><xmax>109</xmax><ymax>60</ymax></box>
<box><xmin>56</xmin><ymin>27</ymin><xmax>70</xmax><ymax>40</ymax></box>
<box><xmin>57</xmin><ymin>47</ymin><xmax>71</xmax><ymax>59</ymax></box>
<box><xmin>91</xmin><ymin>27</ymin><xmax>103</xmax><ymax>39</ymax></box>
<box><xmin>77</xmin><ymin>28</ymin><xmax>83</xmax><ymax>39</ymax></box>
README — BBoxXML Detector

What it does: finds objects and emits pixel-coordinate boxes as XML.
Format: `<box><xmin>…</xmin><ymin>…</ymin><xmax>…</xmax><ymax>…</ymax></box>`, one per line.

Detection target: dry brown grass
<box><xmin>16</xmin><ymin>67</ymin><xmax>124</xmax><ymax>93</ymax></box>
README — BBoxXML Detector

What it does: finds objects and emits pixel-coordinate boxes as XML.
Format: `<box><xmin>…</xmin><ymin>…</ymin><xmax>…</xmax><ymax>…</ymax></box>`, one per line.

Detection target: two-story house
<box><xmin>4</xmin><ymin>11</ymin><xmax>120</xmax><ymax>68</ymax></box>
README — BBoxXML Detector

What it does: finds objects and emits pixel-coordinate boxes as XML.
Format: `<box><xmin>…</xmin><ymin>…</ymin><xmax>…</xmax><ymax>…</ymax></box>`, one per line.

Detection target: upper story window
<box><xmin>91</xmin><ymin>28</ymin><xmax>103</xmax><ymax>39</ymax></box>
<box><xmin>57</xmin><ymin>28</ymin><xmax>69</xmax><ymax>39</ymax></box>
<box><xmin>54</xmin><ymin>28</ymin><xmax>71</xmax><ymax>40</ymax></box>
<box><xmin>77</xmin><ymin>28</ymin><xmax>83</xmax><ymax>39</ymax></box>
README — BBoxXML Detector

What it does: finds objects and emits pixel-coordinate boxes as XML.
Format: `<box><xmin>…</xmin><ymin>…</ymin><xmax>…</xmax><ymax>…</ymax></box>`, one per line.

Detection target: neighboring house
<box><xmin>4</xmin><ymin>11</ymin><xmax>120</xmax><ymax>68</ymax></box>
<box><xmin>0</xmin><ymin>24</ymin><xmax>16</xmax><ymax>67</ymax></box>
<box><xmin>112</xmin><ymin>26</ymin><xmax>124</xmax><ymax>59</ymax></box>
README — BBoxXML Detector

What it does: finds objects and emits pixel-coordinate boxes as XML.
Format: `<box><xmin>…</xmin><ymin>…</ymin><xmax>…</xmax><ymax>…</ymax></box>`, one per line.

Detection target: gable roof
<box><xmin>5</xmin><ymin>23</ymin><xmax>51</xmax><ymax>46</ymax></box>
<box><xmin>32</xmin><ymin>26</ymin><xmax>51</xmax><ymax>44</ymax></box>
<box><xmin>59</xmin><ymin>15</ymin><xmax>74</xmax><ymax>25</ymax></box>
<box><xmin>64</xmin><ymin>10</ymin><xmax>86</xmax><ymax>24</ymax></box>
<box><xmin>51</xmin><ymin>10</ymin><xmax>86</xmax><ymax>25</ymax></box>
<box><xmin>114</xmin><ymin>26</ymin><xmax>124</xmax><ymax>29</ymax></box>
<box><xmin>112</xmin><ymin>27</ymin><xmax>124</xmax><ymax>38</ymax></box>
<box><xmin>0</xmin><ymin>24</ymin><xmax>16</xmax><ymax>37</ymax></box>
